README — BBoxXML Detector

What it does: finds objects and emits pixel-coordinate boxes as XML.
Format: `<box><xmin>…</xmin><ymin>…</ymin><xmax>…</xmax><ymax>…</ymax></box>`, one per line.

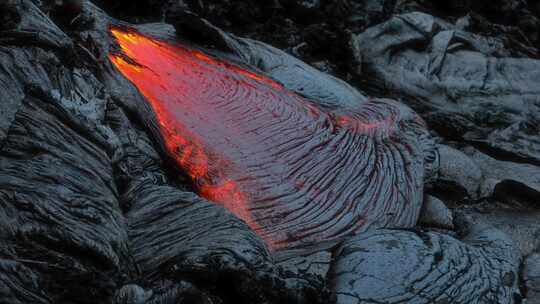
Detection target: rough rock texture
<box><xmin>108</xmin><ymin>101</ymin><xmax>329</xmax><ymax>304</ymax></box>
<box><xmin>524</xmin><ymin>254</ymin><xmax>540</xmax><ymax>304</ymax></box>
<box><xmin>432</xmin><ymin>144</ymin><xmax>482</xmax><ymax>200</ymax></box>
<box><xmin>462</xmin><ymin>147</ymin><xmax>540</xmax><ymax>200</ymax></box>
<box><xmin>353</xmin><ymin>12</ymin><xmax>540</xmax><ymax>166</ymax></box>
<box><xmin>456</xmin><ymin>203</ymin><xmax>540</xmax><ymax>257</ymax></box>
<box><xmin>393</xmin><ymin>0</ymin><xmax>540</xmax><ymax>49</ymax></box>
<box><xmin>418</xmin><ymin>195</ymin><xmax>454</xmax><ymax>230</ymax></box>
<box><xmin>0</xmin><ymin>87</ymin><xmax>129</xmax><ymax>303</ymax></box>
<box><xmin>1</xmin><ymin>0</ymin><xmax>539</xmax><ymax>303</ymax></box>
<box><xmin>0</xmin><ymin>1</ymin><xmax>332</xmax><ymax>303</ymax></box>
<box><xmin>329</xmin><ymin>226</ymin><xmax>522</xmax><ymax>304</ymax></box>
<box><xmin>108</xmin><ymin>26</ymin><xmax>437</xmax><ymax>252</ymax></box>
<box><xmin>0</xmin><ymin>3</ymin><xmax>130</xmax><ymax>302</ymax></box>
<box><xmin>0</xmin><ymin>0</ymin><xmax>73</xmax><ymax>141</ymax></box>
<box><xmin>277</xmin><ymin>250</ymin><xmax>333</xmax><ymax>279</ymax></box>
<box><xmin>0</xmin><ymin>258</ymin><xmax>51</xmax><ymax>304</ymax></box>
<box><xmin>167</xmin><ymin>13</ymin><xmax>369</xmax><ymax>110</ymax></box>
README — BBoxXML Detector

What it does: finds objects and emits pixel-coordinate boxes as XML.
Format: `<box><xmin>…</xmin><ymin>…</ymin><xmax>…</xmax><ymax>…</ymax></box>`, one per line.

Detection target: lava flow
<box><xmin>109</xmin><ymin>26</ymin><xmax>427</xmax><ymax>251</ymax></box>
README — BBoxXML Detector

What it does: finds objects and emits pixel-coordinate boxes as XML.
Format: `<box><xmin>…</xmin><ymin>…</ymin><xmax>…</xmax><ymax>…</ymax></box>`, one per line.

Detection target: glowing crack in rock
<box><xmin>109</xmin><ymin>26</ymin><xmax>429</xmax><ymax>251</ymax></box>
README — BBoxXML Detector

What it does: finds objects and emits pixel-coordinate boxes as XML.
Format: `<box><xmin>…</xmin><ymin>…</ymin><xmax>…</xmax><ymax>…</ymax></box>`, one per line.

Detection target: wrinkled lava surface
<box><xmin>109</xmin><ymin>27</ymin><xmax>426</xmax><ymax>251</ymax></box>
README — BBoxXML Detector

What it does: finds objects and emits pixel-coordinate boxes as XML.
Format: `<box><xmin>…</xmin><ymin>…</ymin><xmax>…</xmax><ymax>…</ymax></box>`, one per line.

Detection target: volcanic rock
<box><xmin>418</xmin><ymin>195</ymin><xmax>454</xmax><ymax>230</ymax></box>
<box><xmin>329</xmin><ymin>225</ymin><xmax>522</xmax><ymax>303</ymax></box>
<box><xmin>353</xmin><ymin>12</ymin><xmax>540</xmax><ymax>166</ymax></box>
<box><xmin>430</xmin><ymin>144</ymin><xmax>482</xmax><ymax>200</ymax></box>
<box><xmin>524</xmin><ymin>253</ymin><xmax>540</xmax><ymax>304</ymax></box>
<box><xmin>462</xmin><ymin>145</ymin><xmax>540</xmax><ymax>198</ymax></box>
<box><xmin>0</xmin><ymin>0</ymin><xmax>539</xmax><ymax>303</ymax></box>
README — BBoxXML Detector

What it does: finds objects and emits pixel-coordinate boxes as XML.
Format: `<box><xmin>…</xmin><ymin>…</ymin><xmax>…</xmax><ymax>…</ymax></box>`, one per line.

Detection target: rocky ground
<box><xmin>0</xmin><ymin>0</ymin><xmax>539</xmax><ymax>303</ymax></box>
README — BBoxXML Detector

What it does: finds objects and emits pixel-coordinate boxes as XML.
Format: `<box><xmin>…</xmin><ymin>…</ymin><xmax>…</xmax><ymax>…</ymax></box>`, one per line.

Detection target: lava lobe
<box><xmin>109</xmin><ymin>27</ymin><xmax>430</xmax><ymax>251</ymax></box>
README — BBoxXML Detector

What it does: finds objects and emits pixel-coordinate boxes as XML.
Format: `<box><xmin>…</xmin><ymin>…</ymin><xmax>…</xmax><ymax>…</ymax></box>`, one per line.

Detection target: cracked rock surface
<box><xmin>329</xmin><ymin>226</ymin><xmax>522</xmax><ymax>304</ymax></box>
<box><xmin>0</xmin><ymin>0</ymin><xmax>539</xmax><ymax>303</ymax></box>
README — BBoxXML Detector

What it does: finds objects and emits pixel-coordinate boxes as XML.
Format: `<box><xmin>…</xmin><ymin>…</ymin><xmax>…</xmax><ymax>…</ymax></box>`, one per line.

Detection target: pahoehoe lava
<box><xmin>109</xmin><ymin>26</ymin><xmax>434</xmax><ymax>251</ymax></box>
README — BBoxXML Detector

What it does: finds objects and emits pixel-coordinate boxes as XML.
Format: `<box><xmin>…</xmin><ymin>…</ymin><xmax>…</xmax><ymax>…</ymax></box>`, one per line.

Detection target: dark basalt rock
<box><xmin>167</xmin><ymin>14</ymin><xmax>370</xmax><ymax>110</ymax></box>
<box><xmin>0</xmin><ymin>0</ymin><xmax>538</xmax><ymax>303</ymax></box>
<box><xmin>0</xmin><ymin>88</ymin><xmax>130</xmax><ymax>302</ymax></box>
<box><xmin>277</xmin><ymin>250</ymin><xmax>333</xmax><ymax>279</ymax></box>
<box><xmin>329</xmin><ymin>225</ymin><xmax>522</xmax><ymax>303</ymax></box>
<box><xmin>90</xmin><ymin>0</ymin><xmax>170</xmax><ymax>22</ymax></box>
<box><xmin>393</xmin><ymin>0</ymin><xmax>539</xmax><ymax>36</ymax></box>
<box><xmin>114</xmin><ymin>284</ymin><xmax>153</xmax><ymax>304</ymax></box>
<box><xmin>0</xmin><ymin>0</ymin><xmax>73</xmax><ymax>50</ymax></box>
<box><xmin>0</xmin><ymin>0</ymin><xmax>22</xmax><ymax>30</ymax></box>
<box><xmin>0</xmin><ymin>0</ymin><xmax>73</xmax><ymax>142</ymax></box>
<box><xmin>0</xmin><ymin>258</ymin><xmax>51</xmax><ymax>304</ymax></box>
<box><xmin>524</xmin><ymin>253</ymin><xmax>540</xmax><ymax>304</ymax></box>
<box><xmin>166</xmin><ymin>0</ymin><xmax>364</xmax><ymax>79</ymax></box>
<box><xmin>353</xmin><ymin>12</ymin><xmax>540</xmax><ymax>166</ymax></box>
<box><xmin>0</xmin><ymin>4</ymin><xmax>131</xmax><ymax>303</ymax></box>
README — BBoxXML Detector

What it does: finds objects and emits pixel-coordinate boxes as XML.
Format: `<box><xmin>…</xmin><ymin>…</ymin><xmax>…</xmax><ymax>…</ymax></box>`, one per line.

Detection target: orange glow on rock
<box><xmin>109</xmin><ymin>27</ymin><xmax>287</xmax><ymax>246</ymax></box>
<box><xmin>108</xmin><ymin>26</ymin><xmax>422</xmax><ymax>251</ymax></box>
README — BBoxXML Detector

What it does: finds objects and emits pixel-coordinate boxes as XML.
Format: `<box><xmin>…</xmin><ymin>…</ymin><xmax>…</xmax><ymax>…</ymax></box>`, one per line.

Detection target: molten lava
<box><xmin>109</xmin><ymin>27</ymin><xmax>426</xmax><ymax>251</ymax></box>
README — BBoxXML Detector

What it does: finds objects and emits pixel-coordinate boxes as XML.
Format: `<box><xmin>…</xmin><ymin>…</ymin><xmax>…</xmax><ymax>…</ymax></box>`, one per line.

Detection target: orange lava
<box><xmin>109</xmin><ymin>28</ymin><xmax>265</xmax><ymax>239</ymax></box>
<box><xmin>108</xmin><ymin>26</ymin><xmax>414</xmax><ymax>252</ymax></box>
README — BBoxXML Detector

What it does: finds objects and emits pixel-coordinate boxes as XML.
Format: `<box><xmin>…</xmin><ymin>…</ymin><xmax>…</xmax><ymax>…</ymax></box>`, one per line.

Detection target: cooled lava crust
<box><xmin>109</xmin><ymin>26</ymin><xmax>432</xmax><ymax>251</ymax></box>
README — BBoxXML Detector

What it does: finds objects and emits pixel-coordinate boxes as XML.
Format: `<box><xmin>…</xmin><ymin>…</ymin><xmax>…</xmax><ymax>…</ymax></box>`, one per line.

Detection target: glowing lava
<box><xmin>109</xmin><ymin>26</ymin><xmax>427</xmax><ymax>251</ymax></box>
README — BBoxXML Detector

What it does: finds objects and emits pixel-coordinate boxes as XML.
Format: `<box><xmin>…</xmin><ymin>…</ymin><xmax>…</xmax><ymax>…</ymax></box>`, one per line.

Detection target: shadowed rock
<box><xmin>524</xmin><ymin>253</ymin><xmax>540</xmax><ymax>303</ymax></box>
<box><xmin>0</xmin><ymin>0</ymin><xmax>73</xmax><ymax>142</ymax></box>
<box><xmin>0</xmin><ymin>257</ymin><xmax>51</xmax><ymax>304</ymax></box>
<box><xmin>0</xmin><ymin>86</ymin><xmax>130</xmax><ymax>302</ymax></box>
<box><xmin>167</xmin><ymin>13</ymin><xmax>369</xmax><ymax>110</ymax></box>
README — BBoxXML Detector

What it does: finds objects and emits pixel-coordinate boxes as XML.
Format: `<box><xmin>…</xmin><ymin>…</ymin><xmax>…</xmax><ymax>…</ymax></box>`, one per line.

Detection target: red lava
<box><xmin>109</xmin><ymin>26</ymin><xmax>422</xmax><ymax>251</ymax></box>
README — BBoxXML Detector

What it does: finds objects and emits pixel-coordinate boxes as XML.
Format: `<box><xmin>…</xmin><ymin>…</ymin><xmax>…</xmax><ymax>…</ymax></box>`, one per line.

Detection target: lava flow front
<box><xmin>109</xmin><ymin>26</ymin><xmax>426</xmax><ymax>251</ymax></box>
